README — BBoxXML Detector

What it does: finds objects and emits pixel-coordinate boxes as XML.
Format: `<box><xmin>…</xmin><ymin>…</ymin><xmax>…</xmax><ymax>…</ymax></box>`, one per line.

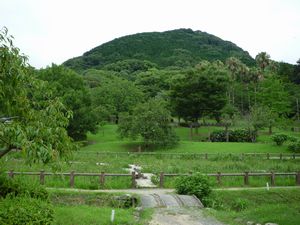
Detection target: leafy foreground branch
<box><xmin>0</xmin><ymin>27</ymin><xmax>76</xmax><ymax>163</ymax></box>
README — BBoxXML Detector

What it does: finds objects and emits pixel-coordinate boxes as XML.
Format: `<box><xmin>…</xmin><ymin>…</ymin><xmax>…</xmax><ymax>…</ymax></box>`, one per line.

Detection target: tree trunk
<box><xmin>189</xmin><ymin>123</ymin><xmax>193</xmax><ymax>140</ymax></box>
<box><xmin>115</xmin><ymin>114</ymin><xmax>119</xmax><ymax>124</ymax></box>
<box><xmin>225</xmin><ymin>125</ymin><xmax>229</xmax><ymax>142</ymax></box>
<box><xmin>195</xmin><ymin>121</ymin><xmax>199</xmax><ymax>135</ymax></box>
<box><xmin>241</xmin><ymin>89</ymin><xmax>244</xmax><ymax>114</ymax></box>
<box><xmin>268</xmin><ymin>125</ymin><xmax>272</xmax><ymax>135</ymax></box>
<box><xmin>254</xmin><ymin>86</ymin><xmax>257</xmax><ymax>106</ymax></box>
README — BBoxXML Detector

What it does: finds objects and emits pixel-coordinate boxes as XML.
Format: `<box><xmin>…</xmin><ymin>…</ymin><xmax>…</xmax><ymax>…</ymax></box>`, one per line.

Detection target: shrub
<box><xmin>0</xmin><ymin>196</ymin><xmax>54</xmax><ymax>225</ymax></box>
<box><xmin>288</xmin><ymin>140</ymin><xmax>300</xmax><ymax>153</ymax></box>
<box><xmin>0</xmin><ymin>175</ymin><xmax>48</xmax><ymax>200</ymax></box>
<box><xmin>210</xmin><ymin>129</ymin><xmax>255</xmax><ymax>142</ymax></box>
<box><xmin>210</xmin><ymin>130</ymin><xmax>226</xmax><ymax>142</ymax></box>
<box><xmin>271</xmin><ymin>134</ymin><xmax>288</xmax><ymax>146</ymax></box>
<box><xmin>288</xmin><ymin>136</ymin><xmax>298</xmax><ymax>142</ymax></box>
<box><xmin>175</xmin><ymin>173</ymin><xmax>212</xmax><ymax>206</ymax></box>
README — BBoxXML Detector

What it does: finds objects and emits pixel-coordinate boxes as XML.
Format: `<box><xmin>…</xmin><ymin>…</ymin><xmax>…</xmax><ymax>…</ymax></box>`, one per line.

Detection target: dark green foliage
<box><xmin>0</xmin><ymin>196</ymin><xmax>54</xmax><ymax>225</ymax></box>
<box><xmin>291</xmin><ymin>59</ymin><xmax>300</xmax><ymax>84</ymax></box>
<box><xmin>210</xmin><ymin>129</ymin><xmax>255</xmax><ymax>142</ymax></box>
<box><xmin>271</xmin><ymin>134</ymin><xmax>288</xmax><ymax>146</ymax></box>
<box><xmin>135</xmin><ymin>69</ymin><xmax>176</xmax><ymax>99</ymax></box>
<box><xmin>288</xmin><ymin>140</ymin><xmax>300</xmax><ymax>153</ymax></box>
<box><xmin>118</xmin><ymin>99</ymin><xmax>178</xmax><ymax>149</ymax></box>
<box><xmin>103</xmin><ymin>59</ymin><xmax>157</xmax><ymax>80</ymax></box>
<box><xmin>175</xmin><ymin>173</ymin><xmax>211</xmax><ymax>205</ymax></box>
<box><xmin>37</xmin><ymin>64</ymin><xmax>98</xmax><ymax>140</ymax></box>
<box><xmin>90</xmin><ymin>75</ymin><xmax>144</xmax><ymax>123</ymax></box>
<box><xmin>0</xmin><ymin>175</ymin><xmax>48</xmax><ymax>200</ymax></box>
<box><xmin>63</xmin><ymin>29</ymin><xmax>255</xmax><ymax>72</ymax></box>
<box><xmin>170</xmin><ymin>62</ymin><xmax>229</xmax><ymax>122</ymax></box>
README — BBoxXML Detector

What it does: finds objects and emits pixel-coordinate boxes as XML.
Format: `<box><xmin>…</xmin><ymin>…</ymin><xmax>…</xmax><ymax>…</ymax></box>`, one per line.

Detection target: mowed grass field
<box><xmin>83</xmin><ymin>124</ymin><xmax>299</xmax><ymax>153</ymax></box>
<box><xmin>2</xmin><ymin>124</ymin><xmax>300</xmax><ymax>189</ymax></box>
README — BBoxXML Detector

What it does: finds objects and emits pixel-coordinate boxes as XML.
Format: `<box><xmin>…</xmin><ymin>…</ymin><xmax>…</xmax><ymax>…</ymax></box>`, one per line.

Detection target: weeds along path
<box><xmin>47</xmin><ymin>186</ymin><xmax>300</xmax><ymax>194</ymax></box>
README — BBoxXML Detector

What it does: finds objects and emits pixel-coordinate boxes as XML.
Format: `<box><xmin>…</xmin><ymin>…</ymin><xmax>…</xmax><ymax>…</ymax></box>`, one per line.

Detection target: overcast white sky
<box><xmin>1</xmin><ymin>0</ymin><xmax>300</xmax><ymax>68</ymax></box>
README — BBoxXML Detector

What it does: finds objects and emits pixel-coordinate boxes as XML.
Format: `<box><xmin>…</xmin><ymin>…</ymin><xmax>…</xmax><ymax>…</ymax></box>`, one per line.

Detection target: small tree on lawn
<box><xmin>118</xmin><ymin>99</ymin><xmax>178</xmax><ymax>149</ymax></box>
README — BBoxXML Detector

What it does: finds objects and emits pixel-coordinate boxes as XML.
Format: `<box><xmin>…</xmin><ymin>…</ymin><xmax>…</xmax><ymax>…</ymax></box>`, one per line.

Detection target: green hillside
<box><xmin>63</xmin><ymin>28</ymin><xmax>255</xmax><ymax>71</ymax></box>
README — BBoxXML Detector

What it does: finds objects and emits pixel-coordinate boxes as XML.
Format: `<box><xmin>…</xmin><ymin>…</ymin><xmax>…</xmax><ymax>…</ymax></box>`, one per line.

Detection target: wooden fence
<box><xmin>77</xmin><ymin>151</ymin><xmax>300</xmax><ymax>160</ymax></box>
<box><xmin>159</xmin><ymin>171</ymin><xmax>300</xmax><ymax>188</ymax></box>
<box><xmin>6</xmin><ymin>170</ymin><xmax>300</xmax><ymax>189</ymax></box>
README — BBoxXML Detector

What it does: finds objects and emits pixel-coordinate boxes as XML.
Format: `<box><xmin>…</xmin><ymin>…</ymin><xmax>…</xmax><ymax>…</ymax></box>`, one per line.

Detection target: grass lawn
<box><xmin>206</xmin><ymin>188</ymin><xmax>300</xmax><ymax>225</ymax></box>
<box><xmin>50</xmin><ymin>191</ymin><xmax>152</xmax><ymax>225</ymax></box>
<box><xmin>82</xmin><ymin>124</ymin><xmax>293</xmax><ymax>153</ymax></box>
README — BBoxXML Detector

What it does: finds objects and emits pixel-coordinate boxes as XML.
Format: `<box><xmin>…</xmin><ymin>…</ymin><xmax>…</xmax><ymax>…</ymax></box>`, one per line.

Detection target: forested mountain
<box><xmin>63</xmin><ymin>29</ymin><xmax>255</xmax><ymax>71</ymax></box>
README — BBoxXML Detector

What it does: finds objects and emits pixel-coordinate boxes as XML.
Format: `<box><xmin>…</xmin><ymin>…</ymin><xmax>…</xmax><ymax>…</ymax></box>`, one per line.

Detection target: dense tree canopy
<box><xmin>64</xmin><ymin>29</ymin><xmax>255</xmax><ymax>72</ymax></box>
<box><xmin>170</xmin><ymin>61</ymin><xmax>229</xmax><ymax>122</ymax></box>
<box><xmin>90</xmin><ymin>75</ymin><xmax>144</xmax><ymax>123</ymax></box>
<box><xmin>37</xmin><ymin>65</ymin><xmax>98</xmax><ymax>140</ymax></box>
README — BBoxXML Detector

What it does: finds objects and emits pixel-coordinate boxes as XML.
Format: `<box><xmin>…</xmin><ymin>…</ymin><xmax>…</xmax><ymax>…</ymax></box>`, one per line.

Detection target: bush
<box><xmin>0</xmin><ymin>175</ymin><xmax>48</xmax><ymax>200</ymax></box>
<box><xmin>271</xmin><ymin>134</ymin><xmax>288</xmax><ymax>146</ymax></box>
<box><xmin>210</xmin><ymin>130</ymin><xmax>226</xmax><ymax>142</ymax></box>
<box><xmin>0</xmin><ymin>196</ymin><xmax>54</xmax><ymax>225</ymax></box>
<box><xmin>288</xmin><ymin>140</ymin><xmax>300</xmax><ymax>153</ymax></box>
<box><xmin>175</xmin><ymin>173</ymin><xmax>212</xmax><ymax>206</ymax></box>
<box><xmin>210</xmin><ymin>129</ymin><xmax>255</xmax><ymax>142</ymax></box>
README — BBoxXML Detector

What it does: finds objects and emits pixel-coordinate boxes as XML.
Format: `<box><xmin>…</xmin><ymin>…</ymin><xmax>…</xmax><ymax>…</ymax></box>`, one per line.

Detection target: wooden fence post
<box><xmin>244</xmin><ymin>172</ymin><xmax>249</xmax><ymax>185</ymax></box>
<box><xmin>293</xmin><ymin>154</ymin><xmax>296</xmax><ymax>160</ymax></box>
<box><xmin>217</xmin><ymin>172</ymin><xmax>222</xmax><ymax>185</ymax></box>
<box><xmin>100</xmin><ymin>172</ymin><xmax>105</xmax><ymax>187</ymax></box>
<box><xmin>40</xmin><ymin>170</ymin><xmax>45</xmax><ymax>185</ymax></box>
<box><xmin>270</xmin><ymin>171</ymin><xmax>275</xmax><ymax>186</ymax></box>
<box><xmin>205</xmin><ymin>153</ymin><xmax>208</xmax><ymax>160</ymax></box>
<box><xmin>159</xmin><ymin>172</ymin><xmax>164</xmax><ymax>188</ymax></box>
<box><xmin>296</xmin><ymin>172</ymin><xmax>300</xmax><ymax>186</ymax></box>
<box><xmin>280</xmin><ymin>153</ymin><xmax>283</xmax><ymax>160</ymax></box>
<box><xmin>131</xmin><ymin>172</ymin><xmax>136</xmax><ymax>188</ymax></box>
<box><xmin>8</xmin><ymin>170</ymin><xmax>14</xmax><ymax>178</ymax></box>
<box><xmin>267</xmin><ymin>153</ymin><xmax>270</xmax><ymax>160</ymax></box>
<box><xmin>70</xmin><ymin>171</ymin><xmax>75</xmax><ymax>188</ymax></box>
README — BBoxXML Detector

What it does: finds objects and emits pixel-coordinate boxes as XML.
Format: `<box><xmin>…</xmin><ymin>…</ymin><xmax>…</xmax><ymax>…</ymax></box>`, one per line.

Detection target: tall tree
<box><xmin>256</xmin><ymin>76</ymin><xmax>291</xmax><ymax>134</ymax></box>
<box><xmin>170</xmin><ymin>62</ymin><xmax>229</xmax><ymax>135</ymax></box>
<box><xmin>91</xmin><ymin>76</ymin><xmax>144</xmax><ymax>123</ymax></box>
<box><xmin>255</xmin><ymin>52</ymin><xmax>271</xmax><ymax>72</ymax></box>
<box><xmin>118</xmin><ymin>99</ymin><xmax>178</xmax><ymax>149</ymax></box>
<box><xmin>0</xmin><ymin>27</ymin><xmax>75</xmax><ymax>163</ymax></box>
<box><xmin>38</xmin><ymin>65</ymin><xmax>98</xmax><ymax>140</ymax></box>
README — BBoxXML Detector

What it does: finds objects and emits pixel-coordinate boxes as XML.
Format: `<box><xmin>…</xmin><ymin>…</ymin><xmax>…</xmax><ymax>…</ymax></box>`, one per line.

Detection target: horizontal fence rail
<box><xmin>76</xmin><ymin>151</ymin><xmax>300</xmax><ymax>160</ymax></box>
<box><xmin>5</xmin><ymin>170</ymin><xmax>300</xmax><ymax>189</ymax></box>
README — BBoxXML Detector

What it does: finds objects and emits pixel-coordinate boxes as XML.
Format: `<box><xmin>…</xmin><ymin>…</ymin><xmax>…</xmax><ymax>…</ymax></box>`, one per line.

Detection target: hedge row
<box><xmin>210</xmin><ymin>129</ymin><xmax>256</xmax><ymax>142</ymax></box>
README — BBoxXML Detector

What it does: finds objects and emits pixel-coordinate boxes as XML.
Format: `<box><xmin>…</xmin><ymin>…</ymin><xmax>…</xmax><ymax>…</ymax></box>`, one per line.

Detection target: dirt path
<box><xmin>149</xmin><ymin>208</ymin><xmax>225</xmax><ymax>225</ymax></box>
